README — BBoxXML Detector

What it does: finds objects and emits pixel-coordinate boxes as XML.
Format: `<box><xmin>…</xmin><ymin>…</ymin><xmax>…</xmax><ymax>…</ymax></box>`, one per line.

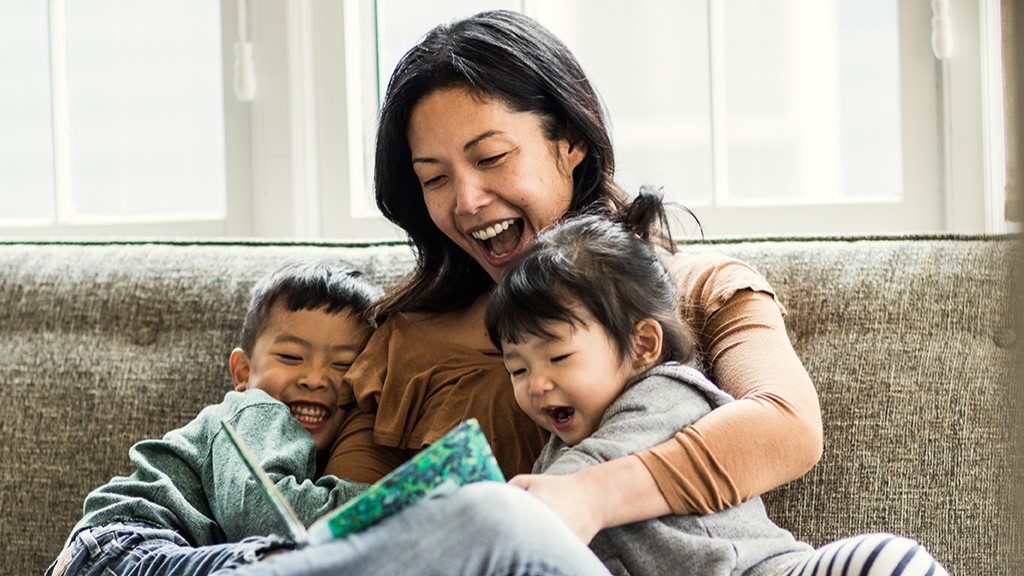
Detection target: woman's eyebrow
<box><xmin>463</xmin><ymin>130</ymin><xmax>502</xmax><ymax>152</ymax></box>
<box><xmin>411</xmin><ymin>130</ymin><xmax>506</xmax><ymax>165</ymax></box>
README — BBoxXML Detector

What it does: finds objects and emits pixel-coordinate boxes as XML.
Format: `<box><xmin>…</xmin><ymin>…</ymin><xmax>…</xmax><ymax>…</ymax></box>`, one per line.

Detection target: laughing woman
<box><xmin>230</xmin><ymin>9</ymin><xmax>945</xmax><ymax>575</ymax></box>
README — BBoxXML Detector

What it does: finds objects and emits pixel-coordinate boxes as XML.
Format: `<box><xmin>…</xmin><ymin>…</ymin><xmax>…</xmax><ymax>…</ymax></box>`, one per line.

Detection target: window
<box><xmin>0</xmin><ymin>0</ymin><xmax>1007</xmax><ymax>239</ymax></box>
<box><xmin>331</xmin><ymin>0</ymin><xmax>1007</xmax><ymax>238</ymax></box>
<box><xmin>0</xmin><ymin>0</ymin><xmax>247</xmax><ymax>237</ymax></box>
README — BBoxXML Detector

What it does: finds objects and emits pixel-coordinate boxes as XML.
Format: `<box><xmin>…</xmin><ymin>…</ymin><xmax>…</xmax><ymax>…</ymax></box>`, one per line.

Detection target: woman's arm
<box><xmin>513</xmin><ymin>254</ymin><xmax>822</xmax><ymax>541</ymax></box>
<box><xmin>638</xmin><ymin>288</ymin><xmax>823</xmax><ymax>514</ymax></box>
<box><xmin>510</xmin><ymin>454</ymin><xmax>667</xmax><ymax>543</ymax></box>
<box><xmin>637</xmin><ymin>252</ymin><xmax>823</xmax><ymax>515</ymax></box>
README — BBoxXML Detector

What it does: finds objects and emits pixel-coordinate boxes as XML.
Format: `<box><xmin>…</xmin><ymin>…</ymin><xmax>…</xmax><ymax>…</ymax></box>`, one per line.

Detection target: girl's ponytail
<box><xmin>617</xmin><ymin>185</ymin><xmax>682</xmax><ymax>253</ymax></box>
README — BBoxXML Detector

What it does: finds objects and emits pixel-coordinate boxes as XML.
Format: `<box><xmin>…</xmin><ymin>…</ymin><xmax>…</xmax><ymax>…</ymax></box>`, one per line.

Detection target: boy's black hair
<box><xmin>238</xmin><ymin>259</ymin><xmax>383</xmax><ymax>354</ymax></box>
<box><xmin>485</xmin><ymin>187</ymin><xmax>695</xmax><ymax>366</ymax></box>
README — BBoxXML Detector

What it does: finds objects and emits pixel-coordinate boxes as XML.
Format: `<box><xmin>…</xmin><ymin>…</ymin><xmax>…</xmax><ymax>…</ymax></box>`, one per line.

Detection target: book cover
<box><xmin>221</xmin><ymin>418</ymin><xmax>504</xmax><ymax>546</ymax></box>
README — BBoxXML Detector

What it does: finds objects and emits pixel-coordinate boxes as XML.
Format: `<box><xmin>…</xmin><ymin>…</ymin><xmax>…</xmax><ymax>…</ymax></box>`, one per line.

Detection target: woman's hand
<box><xmin>508</xmin><ymin>472</ymin><xmax>604</xmax><ymax>543</ymax></box>
<box><xmin>508</xmin><ymin>455</ymin><xmax>672</xmax><ymax>544</ymax></box>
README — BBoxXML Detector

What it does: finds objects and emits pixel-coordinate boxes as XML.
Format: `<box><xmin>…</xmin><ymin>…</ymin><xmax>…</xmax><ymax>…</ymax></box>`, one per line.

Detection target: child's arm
<box><xmin>209</xmin><ymin>397</ymin><xmax>368</xmax><ymax>542</ymax></box>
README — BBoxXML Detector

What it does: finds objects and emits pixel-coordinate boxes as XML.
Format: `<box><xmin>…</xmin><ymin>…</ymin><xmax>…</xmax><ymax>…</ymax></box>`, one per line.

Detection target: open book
<box><xmin>221</xmin><ymin>418</ymin><xmax>504</xmax><ymax>546</ymax></box>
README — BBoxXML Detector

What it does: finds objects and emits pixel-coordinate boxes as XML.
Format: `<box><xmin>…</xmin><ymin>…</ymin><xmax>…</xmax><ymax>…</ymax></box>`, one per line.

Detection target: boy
<box><xmin>46</xmin><ymin>259</ymin><xmax>382</xmax><ymax>576</ymax></box>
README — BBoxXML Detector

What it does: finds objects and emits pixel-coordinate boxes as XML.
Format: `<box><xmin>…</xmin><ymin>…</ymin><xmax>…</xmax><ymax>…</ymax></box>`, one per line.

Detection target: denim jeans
<box><xmin>45</xmin><ymin>523</ymin><xmax>289</xmax><ymax>576</ymax></box>
<box><xmin>215</xmin><ymin>482</ymin><xmax>611</xmax><ymax>576</ymax></box>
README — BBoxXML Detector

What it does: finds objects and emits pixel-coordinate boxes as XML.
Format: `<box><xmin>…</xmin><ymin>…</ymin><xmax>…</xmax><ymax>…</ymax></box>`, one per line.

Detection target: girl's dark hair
<box><xmin>485</xmin><ymin>187</ymin><xmax>695</xmax><ymax>366</ymax></box>
<box><xmin>373</xmin><ymin>9</ymin><xmax>626</xmax><ymax>318</ymax></box>
<box><xmin>238</xmin><ymin>259</ymin><xmax>383</xmax><ymax>354</ymax></box>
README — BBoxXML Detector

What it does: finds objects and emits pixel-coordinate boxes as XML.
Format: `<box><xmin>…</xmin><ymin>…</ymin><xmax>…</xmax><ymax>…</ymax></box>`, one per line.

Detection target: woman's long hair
<box><xmin>372</xmin><ymin>10</ymin><xmax>626</xmax><ymax>318</ymax></box>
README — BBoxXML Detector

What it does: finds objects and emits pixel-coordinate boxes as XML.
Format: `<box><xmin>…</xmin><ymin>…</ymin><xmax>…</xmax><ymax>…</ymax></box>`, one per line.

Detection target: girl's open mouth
<box><xmin>542</xmin><ymin>405</ymin><xmax>575</xmax><ymax>430</ymax></box>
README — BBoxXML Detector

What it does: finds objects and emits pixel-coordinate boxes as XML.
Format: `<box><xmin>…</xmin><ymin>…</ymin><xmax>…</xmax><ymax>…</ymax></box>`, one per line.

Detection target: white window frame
<box><xmin>0</xmin><ymin>0</ymin><xmax>253</xmax><ymax>238</ymax></box>
<box><xmin>284</xmin><ymin>0</ymin><xmax>1005</xmax><ymax>240</ymax></box>
<box><xmin>1</xmin><ymin>0</ymin><xmax>1007</xmax><ymax>239</ymax></box>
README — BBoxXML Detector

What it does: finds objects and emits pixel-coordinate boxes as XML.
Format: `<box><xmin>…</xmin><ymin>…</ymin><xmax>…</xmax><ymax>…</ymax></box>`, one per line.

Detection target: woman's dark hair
<box><xmin>373</xmin><ymin>9</ymin><xmax>626</xmax><ymax>318</ymax></box>
<box><xmin>485</xmin><ymin>187</ymin><xmax>695</xmax><ymax>366</ymax></box>
<box><xmin>238</xmin><ymin>259</ymin><xmax>383</xmax><ymax>354</ymax></box>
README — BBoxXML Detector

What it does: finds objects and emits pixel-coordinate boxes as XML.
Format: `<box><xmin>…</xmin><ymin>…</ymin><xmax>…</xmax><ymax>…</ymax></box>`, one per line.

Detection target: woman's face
<box><xmin>407</xmin><ymin>88</ymin><xmax>586</xmax><ymax>282</ymax></box>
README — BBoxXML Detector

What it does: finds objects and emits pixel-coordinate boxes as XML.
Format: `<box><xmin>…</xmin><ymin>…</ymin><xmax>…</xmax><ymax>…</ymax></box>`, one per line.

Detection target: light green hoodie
<box><xmin>70</xmin><ymin>389</ymin><xmax>367</xmax><ymax>547</ymax></box>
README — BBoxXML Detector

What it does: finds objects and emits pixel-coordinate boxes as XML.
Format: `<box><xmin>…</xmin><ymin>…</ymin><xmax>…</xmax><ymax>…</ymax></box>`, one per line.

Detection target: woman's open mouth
<box><xmin>471</xmin><ymin>218</ymin><xmax>524</xmax><ymax>261</ymax></box>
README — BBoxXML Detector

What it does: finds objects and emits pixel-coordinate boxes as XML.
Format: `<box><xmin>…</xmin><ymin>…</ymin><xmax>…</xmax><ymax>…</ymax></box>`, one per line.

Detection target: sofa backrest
<box><xmin>0</xmin><ymin>237</ymin><xmax>1017</xmax><ymax>575</ymax></box>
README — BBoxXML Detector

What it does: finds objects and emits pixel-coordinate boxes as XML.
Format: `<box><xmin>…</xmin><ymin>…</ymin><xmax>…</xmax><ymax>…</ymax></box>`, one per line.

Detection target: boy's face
<box><xmin>500</xmin><ymin>308</ymin><xmax>641</xmax><ymax>446</ymax></box>
<box><xmin>230</xmin><ymin>303</ymin><xmax>371</xmax><ymax>453</ymax></box>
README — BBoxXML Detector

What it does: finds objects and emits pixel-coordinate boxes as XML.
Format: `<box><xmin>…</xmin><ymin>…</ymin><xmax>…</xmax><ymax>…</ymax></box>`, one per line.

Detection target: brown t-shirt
<box><xmin>325</xmin><ymin>251</ymin><xmax>822</xmax><ymax>515</ymax></box>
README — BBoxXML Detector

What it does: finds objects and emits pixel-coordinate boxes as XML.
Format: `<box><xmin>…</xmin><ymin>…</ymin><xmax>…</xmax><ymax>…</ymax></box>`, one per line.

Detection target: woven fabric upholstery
<box><xmin>687</xmin><ymin>237</ymin><xmax>1019</xmax><ymax>576</ymax></box>
<box><xmin>0</xmin><ymin>237</ymin><xmax>1017</xmax><ymax>575</ymax></box>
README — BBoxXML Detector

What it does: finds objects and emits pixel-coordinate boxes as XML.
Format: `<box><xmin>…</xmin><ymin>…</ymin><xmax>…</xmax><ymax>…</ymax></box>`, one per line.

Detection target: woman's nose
<box><xmin>453</xmin><ymin>174</ymin><xmax>491</xmax><ymax>215</ymax></box>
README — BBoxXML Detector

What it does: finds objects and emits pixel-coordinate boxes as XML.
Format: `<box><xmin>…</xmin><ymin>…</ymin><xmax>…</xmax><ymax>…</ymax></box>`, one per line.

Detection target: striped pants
<box><xmin>784</xmin><ymin>533</ymin><xmax>949</xmax><ymax>575</ymax></box>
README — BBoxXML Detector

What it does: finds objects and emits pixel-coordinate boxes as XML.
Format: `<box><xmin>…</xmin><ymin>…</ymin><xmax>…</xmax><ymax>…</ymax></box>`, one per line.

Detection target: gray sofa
<box><xmin>1</xmin><ymin>236</ymin><xmax>1018</xmax><ymax>575</ymax></box>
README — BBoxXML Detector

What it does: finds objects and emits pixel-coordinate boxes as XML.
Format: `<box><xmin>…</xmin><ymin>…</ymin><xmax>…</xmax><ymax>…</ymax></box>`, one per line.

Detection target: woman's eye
<box><xmin>478</xmin><ymin>153</ymin><xmax>507</xmax><ymax>167</ymax></box>
<box><xmin>421</xmin><ymin>175</ymin><xmax>446</xmax><ymax>189</ymax></box>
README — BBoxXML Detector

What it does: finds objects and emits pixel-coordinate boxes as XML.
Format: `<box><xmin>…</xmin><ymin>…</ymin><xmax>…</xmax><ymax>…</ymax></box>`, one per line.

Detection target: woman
<box><xmin>235</xmin><ymin>9</ymin><xmax>944</xmax><ymax>575</ymax></box>
<box><xmin>326</xmin><ymin>9</ymin><xmax>821</xmax><ymax>543</ymax></box>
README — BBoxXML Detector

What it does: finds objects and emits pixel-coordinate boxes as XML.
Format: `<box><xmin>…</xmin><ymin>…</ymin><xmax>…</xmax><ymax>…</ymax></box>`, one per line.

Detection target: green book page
<box><xmin>307</xmin><ymin>418</ymin><xmax>503</xmax><ymax>544</ymax></box>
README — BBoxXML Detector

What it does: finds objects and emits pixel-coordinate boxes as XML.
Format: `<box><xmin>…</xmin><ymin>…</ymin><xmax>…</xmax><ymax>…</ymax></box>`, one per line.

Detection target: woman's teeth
<box><xmin>471</xmin><ymin>219</ymin><xmax>515</xmax><ymax>241</ymax></box>
<box><xmin>471</xmin><ymin>219</ymin><xmax>523</xmax><ymax>258</ymax></box>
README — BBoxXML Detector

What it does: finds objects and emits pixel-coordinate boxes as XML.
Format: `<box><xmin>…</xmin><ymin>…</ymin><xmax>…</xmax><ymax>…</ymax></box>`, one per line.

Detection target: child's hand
<box><xmin>508</xmin><ymin>472</ymin><xmax>603</xmax><ymax>544</ymax></box>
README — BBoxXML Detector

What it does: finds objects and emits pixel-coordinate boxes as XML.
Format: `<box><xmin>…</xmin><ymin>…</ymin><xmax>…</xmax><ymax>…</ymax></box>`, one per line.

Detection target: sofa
<box><xmin>1</xmin><ymin>235</ymin><xmax>1019</xmax><ymax>575</ymax></box>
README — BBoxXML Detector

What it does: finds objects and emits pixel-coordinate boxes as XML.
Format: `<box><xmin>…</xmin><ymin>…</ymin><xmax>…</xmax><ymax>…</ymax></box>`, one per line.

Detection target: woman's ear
<box><xmin>562</xmin><ymin>134</ymin><xmax>588</xmax><ymax>173</ymax></box>
<box><xmin>631</xmin><ymin>318</ymin><xmax>663</xmax><ymax>370</ymax></box>
<box><xmin>229</xmin><ymin>348</ymin><xmax>251</xmax><ymax>391</ymax></box>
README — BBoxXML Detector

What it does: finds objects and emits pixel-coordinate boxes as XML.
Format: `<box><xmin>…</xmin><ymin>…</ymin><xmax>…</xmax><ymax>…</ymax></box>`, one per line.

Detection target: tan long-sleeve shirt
<box><xmin>325</xmin><ymin>250</ymin><xmax>822</xmax><ymax>515</ymax></box>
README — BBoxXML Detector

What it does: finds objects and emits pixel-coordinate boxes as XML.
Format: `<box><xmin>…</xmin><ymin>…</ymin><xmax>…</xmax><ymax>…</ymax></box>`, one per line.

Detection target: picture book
<box><xmin>220</xmin><ymin>417</ymin><xmax>504</xmax><ymax>546</ymax></box>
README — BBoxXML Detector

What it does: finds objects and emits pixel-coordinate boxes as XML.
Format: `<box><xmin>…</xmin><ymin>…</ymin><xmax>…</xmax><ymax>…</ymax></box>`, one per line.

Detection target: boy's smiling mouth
<box><xmin>289</xmin><ymin>402</ymin><xmax>330</xmax><ymax>428</ymax></box>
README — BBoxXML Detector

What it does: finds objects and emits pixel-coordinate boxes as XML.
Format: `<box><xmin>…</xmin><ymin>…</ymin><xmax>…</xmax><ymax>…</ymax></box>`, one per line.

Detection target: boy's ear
<box><xmin>229</xmin><ymin>348</ymin><xmax>251</xmax><ymax>391</ymax></box>
<box><xmin>631</xmin><ymin>318</ymin><xmax>663</xmax><ymax>370</ymax></box>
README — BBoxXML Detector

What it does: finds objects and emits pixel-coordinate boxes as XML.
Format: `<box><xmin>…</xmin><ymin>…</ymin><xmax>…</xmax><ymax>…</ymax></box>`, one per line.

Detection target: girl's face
<box><xmin>407</xmin><ymin>88</ymin><xmax>586</xmax><ymax>282</ymax></box>
<box><xmin>500</xmin><ymin>308</ymin><xmax>642</xmax><ymax>446</ymax></box>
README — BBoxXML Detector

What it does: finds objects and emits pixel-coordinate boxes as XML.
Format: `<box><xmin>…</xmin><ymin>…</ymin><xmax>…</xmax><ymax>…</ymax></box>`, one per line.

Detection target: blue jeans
<box><xmin>215</xmin><ymin>482</ymin><xmax>610</xmax><ymax>576</ymax></box>
<box><xmin>45</xmin><ymin>523</ymin><xmax>289</xmax><ymax>576</ymax></box>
